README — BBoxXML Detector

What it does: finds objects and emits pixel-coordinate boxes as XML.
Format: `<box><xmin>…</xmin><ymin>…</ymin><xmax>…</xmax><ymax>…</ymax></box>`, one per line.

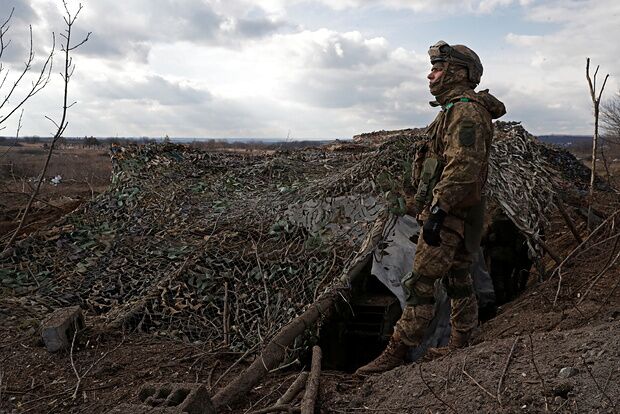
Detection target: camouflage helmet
<box><xmin>428</xmin><ymin>40</ymin><xmax>483</xmax><ymax>86</ymax></box>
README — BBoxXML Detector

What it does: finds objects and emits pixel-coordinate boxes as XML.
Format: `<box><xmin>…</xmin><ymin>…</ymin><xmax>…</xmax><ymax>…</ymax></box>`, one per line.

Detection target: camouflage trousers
<box><xmin>396</xmin><ymin>223</ymin><xmax>478</xmax><ymax>346</ymax></box>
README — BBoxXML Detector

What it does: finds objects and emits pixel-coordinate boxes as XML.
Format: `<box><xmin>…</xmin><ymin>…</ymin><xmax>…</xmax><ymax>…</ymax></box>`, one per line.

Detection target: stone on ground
<box><xmin>40</xmin><ymin>305</ymin><xmax>84</xmax><ymax>352</ymax></box>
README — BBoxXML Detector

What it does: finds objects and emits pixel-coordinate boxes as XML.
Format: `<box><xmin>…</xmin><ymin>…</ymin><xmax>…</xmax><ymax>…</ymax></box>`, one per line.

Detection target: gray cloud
<box><xmin>305</xmin><ymin>31</ymin><xmax>389</xmax><ymax>69</ymax></box>
<box><xmin>67</xmin><ymin>88</ymin><xmax>260</xmax><ymax>138</ymax></box>
<box><xmin>74</xmin><ymin>0</ymin><xmax>288</xmax><ymax>63</ymax></box>
<box><xmin>0</xmin><ymin>1</ymin><xmax>48</xmax><ymax>64</ymax></box>
<box><xmin>91</xmin><ymin>75</ymin><xmax>211</xmax><ymax>106</ymax></box>
<box><xmin>236</xmin><ymin>17</ymin><xmax>287</xmax><ymax>38</ymax></box>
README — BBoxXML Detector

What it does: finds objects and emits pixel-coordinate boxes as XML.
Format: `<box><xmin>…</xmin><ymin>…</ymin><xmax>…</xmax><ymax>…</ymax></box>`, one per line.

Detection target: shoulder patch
<box><xmin>459</xmin><ymin>120</ymin><xmax>476</xmax><ymax>147</ymax></box>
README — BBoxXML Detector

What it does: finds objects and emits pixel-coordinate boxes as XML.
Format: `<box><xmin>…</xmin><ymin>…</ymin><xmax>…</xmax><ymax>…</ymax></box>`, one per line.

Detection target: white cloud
<box><xmin>492</xmin><ymin>0</ymin><xmax>619</xmax><ymax>133</ymax></box>
<box><xmin>72</xmin><ymin>27</ymin><xmax>430</xmax><ymax>137</ymax></box>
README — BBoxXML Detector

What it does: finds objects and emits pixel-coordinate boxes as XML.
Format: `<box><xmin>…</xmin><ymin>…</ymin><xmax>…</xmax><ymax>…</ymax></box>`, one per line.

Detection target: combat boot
<box><xmin>424</xmin><ymin>327</ymin><xmax>474</xmax><ymax>360</ymax></box>
<box><xmin>354</xmin><ymin>331</ymin><xmax>408</xmax><ymax>376</ymax></box>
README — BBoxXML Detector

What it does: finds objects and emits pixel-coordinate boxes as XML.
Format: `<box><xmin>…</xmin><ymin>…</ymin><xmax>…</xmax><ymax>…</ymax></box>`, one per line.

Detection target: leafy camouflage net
<box><xmin>0</xmin><ymin>122</ymin><xmax>593</xmax><ymax>353</ymax></box>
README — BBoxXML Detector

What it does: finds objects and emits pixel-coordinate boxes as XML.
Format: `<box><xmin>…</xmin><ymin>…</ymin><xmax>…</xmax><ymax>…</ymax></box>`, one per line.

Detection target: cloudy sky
<box><xmin>1</xmin><ymin>0</ymin><xmax>619</xmax><ymax>139</ymax></box>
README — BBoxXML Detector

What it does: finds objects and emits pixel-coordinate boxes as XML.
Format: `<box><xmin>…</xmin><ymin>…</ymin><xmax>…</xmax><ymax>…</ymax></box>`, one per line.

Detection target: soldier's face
<box><xmin>427</xmin><ymin>63</ymin><xmax>445</xmax><ymax>87</ymax></box>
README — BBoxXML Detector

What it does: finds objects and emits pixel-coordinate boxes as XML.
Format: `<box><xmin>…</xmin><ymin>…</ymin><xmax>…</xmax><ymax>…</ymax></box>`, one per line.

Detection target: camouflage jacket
<box><xmin>415</xmin><ymin>86</ymin><xmax>505</xmax><ymax>231</ymax></box>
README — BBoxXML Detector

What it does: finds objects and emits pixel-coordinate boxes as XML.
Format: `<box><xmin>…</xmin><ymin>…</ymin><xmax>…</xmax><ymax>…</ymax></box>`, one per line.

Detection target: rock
<box><xmin>40</xmin><ymin>306</ymin><xmax>85</xmax><ymax>352</ymax></box>
<box><xmin>558</xmin><ymin>367</ymin><xmax>579</xmax><ymax>378</ymax></box>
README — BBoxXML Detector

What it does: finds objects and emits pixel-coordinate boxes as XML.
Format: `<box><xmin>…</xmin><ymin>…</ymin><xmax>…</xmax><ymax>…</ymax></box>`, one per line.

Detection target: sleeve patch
<box><xmin>459</xmin><ymin>120</ymin><xmax>476</xmax><ymax>147</ymax></box>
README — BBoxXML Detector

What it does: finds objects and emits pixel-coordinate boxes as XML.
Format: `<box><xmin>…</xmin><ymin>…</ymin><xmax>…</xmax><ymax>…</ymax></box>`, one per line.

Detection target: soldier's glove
<box><xmin>422</xmin><ymin>205</ymin><xmax>447</xmax><ymax>247</ymax></box>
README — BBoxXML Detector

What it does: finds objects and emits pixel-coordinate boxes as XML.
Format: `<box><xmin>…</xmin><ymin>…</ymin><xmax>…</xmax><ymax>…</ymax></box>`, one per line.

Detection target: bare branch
<box><xmin>585</xmin><ymin>58</ymin><xmax>611</xmax><ymax>231</ymax></box>
<box><xmin>418</xmin><ymin>364</ymin><xmax>458</xmax><ymax>413</ymax></box>
<box><xmin>45</xmin><ymin>115</ymin><xmax>60</xmax><ymax>129</ymax></box>
<box><xmin>497</xmin><ymin>337</ymin><xmax>519</xmax><ymax>405</ymax></box>
<box><xmin>69</xmin><ymin>31</ymin><xmax>91</xmax><ymax>51</ymax></box>
<box><xmin>0</xmin><ymin>8</ymin><xmax>15</xmax><ymax>61</ymax></box>
<box><xmin>586</xmin><ymin>58</ymin><xmax>595</xmax><ymax>100</ymax></box>
<box><xmin>3</xmin><ymin>1</ymin><xmax>89</xmax><ymax>253</ymax></box>
<box><xmin>580</xmin><ymin>357</ymin><xmax>617</xmax><ymax>410</ymax></box>
<box><xmin>0</xmin><ymin>28</ymin><xmax>55</xmax><ymax>127</ymax></box>
<box><xmin>593</xmin><ymin>64</ymin><xmax>599</xmax><ymax>92</ymax></box>
<box><xmin>598</xmin><ymin>74</ymin><xmax>610</xmax><ymax>102</ymax></box>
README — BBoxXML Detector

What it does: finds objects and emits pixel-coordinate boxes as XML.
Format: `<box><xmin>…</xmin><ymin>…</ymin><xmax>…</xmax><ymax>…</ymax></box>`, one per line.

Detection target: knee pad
<box><xmin>402</xmin><ymin>271</ymin><xmax>436</xmax><ymax>306</ymax></box>
<box><xmin>443</xmin><ymin>268</ymin><xmax>474</xmax><ymax>299</ymax></box>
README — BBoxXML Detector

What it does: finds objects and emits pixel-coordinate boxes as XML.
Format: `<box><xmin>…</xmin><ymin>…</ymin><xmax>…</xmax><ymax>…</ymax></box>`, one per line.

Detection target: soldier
<box><xmin>356</xmin><ymin>41</ymin><xmax>506</xmax><ymax>375</ymax></box>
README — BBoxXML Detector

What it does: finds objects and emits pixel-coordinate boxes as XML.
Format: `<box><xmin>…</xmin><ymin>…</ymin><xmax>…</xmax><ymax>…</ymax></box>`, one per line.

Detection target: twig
<box><xmin>577</xmin><ymin>247</ymin><xmax>620</xmax><ymax>305</ymax></box>
<box><xmin>19</xmin><ymin>390</ymin><xmax>70</xmax><ymax>407</ymax></box>
<box><xmin>552</xmin><ymin>209</ymin><xmax>620</xmax><ymax>306</ymax></box>
<box><xmin>462</xmin><ymin>369</ymin><xmax>497</xmax><ymax>402</ymax></box>
<box><xmin>68</xmin><ymin>321</ymin><xmax>80</xmax><ymax>399</ymax></box>
<box><xmin>211</xmin><ymin>342</ymin><xmax>259</xmax><ymax>390</ymax></box>
<box><xmin>253</xmin><ymin>239</ymin><xmax>271</xmax><ymax>326</ymax></box>
<box><xmin>497</xmin><ymin>323</ymin><xmax>517</xmax><ymax>337</ymax></box>
<box><xmin>206</xmin><ymin>360</ymin><xmax>220</xmax><ymax>389</ymax></box>
<box><xmin>535</xmin><ymin>237</ymin><xmax>562</xmax><ymax>266</ymax></box>
<box><xmin>69</xmin><ymin>323</ymin><xmax>124</xmax><ymax>400</ymax></box>
<box><xmin>580</xmin><ymin>357</ymin><xmax>617</xmax><ymax>411</ymax></box>
<box><xmin>269</xmin><ymin>358</ymin><xmax>300</xmax><ymax>374</ymax></box>
<box><xmin>497</xmin><ymin>337</ymin><xmax>519</xmax><ymax>405</ymax></box>
<box><xmin>418</xmin><ymin>364</ymin><xmax>458</xmax><ymax>413</ymax></box>
<box><xmin>459</xmin><ymin>355</ymin><xmax>467</xmax><ymax>383</ymax></box>
<box><xmin>602</xmin><ymin>361</ymin><xmax>617</xmax><ymax>395</ymax></box>
<box><xmin>301</xmin><ymin>345</ymin><xmax>322</xmax><ymax>414</ymax></box>
<box><xmin>276</xmin><ymin>371</ymin><xmax>308</xmax><ymax>405</ymax></box>
<box><xmin>528</xmin><ymin>334</ymin><xmax>549</xmax><ymax>412</ymax></box>
<box><xmin>223</xmin><ymin>281</ymin><xmax>230</xmax><ymax>346</ymax></box>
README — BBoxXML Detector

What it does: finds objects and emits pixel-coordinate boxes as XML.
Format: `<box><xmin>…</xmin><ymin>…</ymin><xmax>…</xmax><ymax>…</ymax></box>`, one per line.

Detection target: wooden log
<box><xmin>276</xmin><ymin>372</ymin><xmax>308</xmax><ymax>405</ymax></box>
<box><xmin>211</xmin><ymin>212</ymin><xmax>386</xmax><ymax>409</ymax></box>
<box><xmin>301</xmin><ymin>346</ymin><xmax>322</xmax><ymax>414</ymax></box>
<box><xmin>554</xmin><ymin>196</ymin><xmax>583</xmax><ymax>244</ymax></box>
<box><xmin>212</xmin><ymin>293</ymin><xmax>335</xmax><ymax>409</ymax></box>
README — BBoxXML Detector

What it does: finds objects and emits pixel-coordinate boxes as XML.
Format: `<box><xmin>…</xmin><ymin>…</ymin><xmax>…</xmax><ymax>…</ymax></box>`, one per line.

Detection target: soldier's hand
<box><xmin>422</xmin><ymin>207</ymin><xmax>447</xmax><ymax>247</ymax></box>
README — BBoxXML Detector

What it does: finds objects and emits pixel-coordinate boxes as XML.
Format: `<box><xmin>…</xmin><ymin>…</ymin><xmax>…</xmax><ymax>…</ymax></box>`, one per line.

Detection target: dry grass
<box><xmin>0</xmin><ymin>143</ymin><xmax>112</xmax><ymax>239</ymax></box>
<box><xmin>0</xmin><ymin>143</ymin><xmax>110</xmax><ymax>183</ymax></box>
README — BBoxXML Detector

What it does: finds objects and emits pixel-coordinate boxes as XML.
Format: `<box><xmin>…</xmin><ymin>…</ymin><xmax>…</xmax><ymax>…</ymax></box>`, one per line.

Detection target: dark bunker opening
<box><xmin>317</xmin><ymin>213</ymin><xmax>533</xmax><ymax>372</ymax></box>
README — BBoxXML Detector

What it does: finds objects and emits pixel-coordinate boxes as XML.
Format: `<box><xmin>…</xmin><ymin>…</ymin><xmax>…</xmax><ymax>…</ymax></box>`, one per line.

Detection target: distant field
<box><xmin>0</xmin><ymin>144</ymin><xmax>112</xmax><ymax>240</ymax></box>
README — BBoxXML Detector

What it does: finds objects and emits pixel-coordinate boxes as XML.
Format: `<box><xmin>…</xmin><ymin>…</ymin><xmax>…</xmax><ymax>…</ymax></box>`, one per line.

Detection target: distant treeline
<box><xmin>537</xmin><ymin>135</ymin><xmax>592</xmax><ymax>146</ymax></box>
<box><xmin>0</xmin><ymin>136</ymin><xmax>331</xmax><ymax>150</ymax></box>
<box><xmin>188</xmin><ymin>139</ymin><xmax>330</xmax><ymax>151</ymax></box>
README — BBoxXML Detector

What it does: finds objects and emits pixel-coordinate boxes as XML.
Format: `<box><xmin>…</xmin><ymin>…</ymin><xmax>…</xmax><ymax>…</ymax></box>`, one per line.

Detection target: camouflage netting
<box><xmin>0</xmin><ymin>122</ymin><xmax>595</xmax><ymax>353</ymax></box>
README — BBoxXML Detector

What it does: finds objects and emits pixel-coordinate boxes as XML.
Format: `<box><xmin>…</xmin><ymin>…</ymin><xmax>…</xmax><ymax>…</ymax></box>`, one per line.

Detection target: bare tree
<box><xmin>0</xmin><ymin>8</ymin><xmax>54</xmax><ymax>130</ymax></box>
<box><xmin>3</xmin><ymin>1</ymin><xmax>91</xmax><ymax>253</ymax></box>
<box><xmin>597</xmin><ymin>91</ymin><xmax>620</xmax><ymax>188</ymax></box>
<box><xmin>601</xmin><ymin>91</ymin><xmax>620</xmax><ymax>141</ymax></box>
<box><xmin>585</xmin><ymin>58</ymin><xmax>610</xmax><ymax>231</ymax></box>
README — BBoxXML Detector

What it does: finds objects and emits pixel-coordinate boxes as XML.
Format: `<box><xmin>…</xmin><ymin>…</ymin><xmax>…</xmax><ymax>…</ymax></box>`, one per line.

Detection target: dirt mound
<box><xmin>321</xmin><ymin>210</ymin><xmax>620</xmax><ymax>413</ymax></box>
<box><xmin>325</xmin><ymin>320</ymin><xmax>619</xmax><ymax>413</ymax></box>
